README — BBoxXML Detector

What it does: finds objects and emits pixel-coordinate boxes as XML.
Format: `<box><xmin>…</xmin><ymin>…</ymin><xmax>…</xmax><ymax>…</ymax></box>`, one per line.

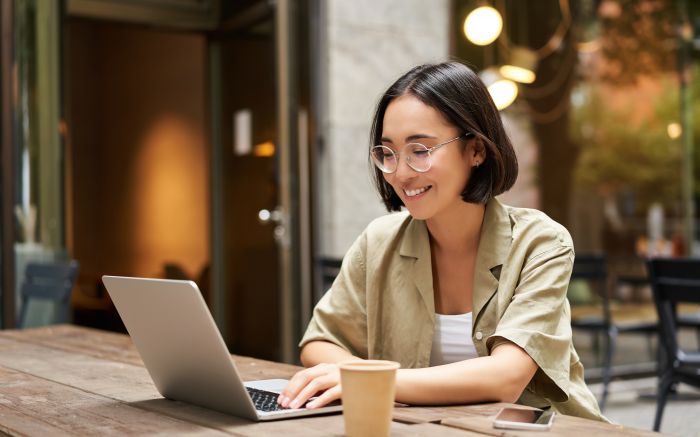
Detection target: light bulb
<box><xmin>480</xmin><ymin>68</ymin><xmax>518</xmax><ymax>111</ymax></box>
<box><xmin>499</xmin><ymin>47</ymin><xmax>537</xmax><ymax>84</ymax></box>
<box><xmin>499</xmin><ymin>65</ymin><xmax>536</xmax><ymax>84</ymax></box>
<box><xmin>667</xmin><ymin>122</ymin><xmax>682</xmax><ymax>139</ymax></box>
<box><xmin>464</xmin><ymin>6</ymin><xmax>503</xmax><ymax>46</ymax></box>
<box><xmin>488</xmin><ymin>79</ymin><xmax>518</xmax><ymax>110</ymax></box>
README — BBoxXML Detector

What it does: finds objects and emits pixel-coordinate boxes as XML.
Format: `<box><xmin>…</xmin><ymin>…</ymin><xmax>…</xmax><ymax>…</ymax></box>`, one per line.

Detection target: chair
<box><xmin>568</xmin><ymin>255</ymin><xmax>657</xmax><ymax>411</ymax></box>
<box><xmin>316</xmin><ymin>257</ymin><xmax>342</xmax><ymax>303</ymax></box>
<box><xmin>647</xmin><ymin>258</ymin><xmax>700</xmax><ymax>431</ymax></box>
<box><xmin>163</xmin><ymin>262</ymin><xmax>191</xmax><ymax>281</ymax></box>
<box><xmin>18</xmin><ymin>260</ymin><xmax>80</xmax><ymax>328</ymax></box>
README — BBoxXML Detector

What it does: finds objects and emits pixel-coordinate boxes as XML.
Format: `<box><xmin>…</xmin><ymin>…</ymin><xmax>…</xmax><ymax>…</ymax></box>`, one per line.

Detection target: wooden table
<box><xmin>0</xmin><ymin>325</ymin><xmax>664</xmax><ymax>436</ymax></box>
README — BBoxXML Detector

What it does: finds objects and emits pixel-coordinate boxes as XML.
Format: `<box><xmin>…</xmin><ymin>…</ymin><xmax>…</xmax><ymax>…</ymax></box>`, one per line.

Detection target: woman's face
<box><xmin>381</xmin><ymin>94</ymin><xmax>481</xmax><ymax>221</ymax></box>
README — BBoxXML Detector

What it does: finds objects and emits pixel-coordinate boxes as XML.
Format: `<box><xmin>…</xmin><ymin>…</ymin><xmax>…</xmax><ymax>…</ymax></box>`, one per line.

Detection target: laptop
<box><xmin>102</xmin><ymin>275</ymin><xmax>343</xmax><ymax>421</ymax></box>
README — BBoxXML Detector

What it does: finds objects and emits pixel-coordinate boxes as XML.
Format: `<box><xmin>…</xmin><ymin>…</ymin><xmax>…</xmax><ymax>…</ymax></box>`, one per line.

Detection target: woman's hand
<box><xmin>277</xmin><ymin>363</ymin><xmax>342</xmax><ymax>409</ymax></box>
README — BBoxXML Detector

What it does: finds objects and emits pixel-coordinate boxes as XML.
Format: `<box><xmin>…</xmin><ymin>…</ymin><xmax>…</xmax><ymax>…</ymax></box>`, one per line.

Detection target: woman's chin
<box><xmin>405</xmin><ymin>206</ymin><xmax>431</xmax><ymax>220</ymax></box>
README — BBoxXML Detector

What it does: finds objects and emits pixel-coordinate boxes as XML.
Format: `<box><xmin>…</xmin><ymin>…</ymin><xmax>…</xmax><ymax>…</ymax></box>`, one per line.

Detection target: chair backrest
<box><xmin>163</xmin><ymin>262</ymin><xmax>191</xmax><ymax>281</ymax></box>
<box><xmin>569</xmin><ymin>254</ymin><xmax>611</xmax><ymax>319</ymax></box>
<box><xmin>317</xmin><ymin>257</ymin><xmax>343</xmax><ymax>298</ymax></box>
<box><xmin>647</xmin><ymin>258</ymin><xmax>700</xmax><ymax>359</ymax></box>
<box><xmin>19</xmin><ymin>260</ymin><xmax>80</xmax><ymax>328</ymax></box>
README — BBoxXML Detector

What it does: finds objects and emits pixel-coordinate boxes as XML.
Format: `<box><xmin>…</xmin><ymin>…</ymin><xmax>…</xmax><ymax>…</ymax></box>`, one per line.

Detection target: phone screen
<box><xmin>495</xmin><ymin>408</ymin><xmax>553</xmax><ymax>424</ymax></box>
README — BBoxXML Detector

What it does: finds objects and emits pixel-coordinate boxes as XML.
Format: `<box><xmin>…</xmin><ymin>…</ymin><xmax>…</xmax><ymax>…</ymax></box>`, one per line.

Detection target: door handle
<box><xmin>258</xmin><ymin>207</ymin><xmax>290</xmax><ymax>248</ymax></box>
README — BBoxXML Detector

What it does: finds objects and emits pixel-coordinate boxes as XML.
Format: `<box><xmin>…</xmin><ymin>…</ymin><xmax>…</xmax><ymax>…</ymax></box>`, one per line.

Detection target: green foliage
<box><xmin>572</xmin><ymin>63</ymin><xmax>700</xmax><ymax>214</ymax></box>
<box><xmin>571</xmin><ymin>79</ymin><xmax>683</xmax><ymax>212</ymax></box>
<box><xmin>571</xmin><ymin>1</ymin><xmax>700</xmax><ymax>216</ymax></box>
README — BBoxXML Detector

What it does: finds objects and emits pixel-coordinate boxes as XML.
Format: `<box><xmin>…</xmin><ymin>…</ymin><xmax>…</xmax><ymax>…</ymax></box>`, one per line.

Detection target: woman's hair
<box><xmin>370</xmin><ymin>61</ymin><xmax>518</xmax><ymax>211</ymax></box>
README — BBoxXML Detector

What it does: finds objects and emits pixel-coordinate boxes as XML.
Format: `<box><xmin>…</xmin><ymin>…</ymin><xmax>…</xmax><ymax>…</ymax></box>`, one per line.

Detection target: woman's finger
<box><xmin>288</xmin><ymin>373</ymin><xmax>338</xmax><ymax>409</ymax></box>
<box><xmin>279</xmin><ymin>369</ymin><xmax>313</xmax><ymax>405</ymax></box>
<box><xmin>306</xmin><ymin>384</ymin><xmax>342</xmax><ymax>409</ymax></box>
<box><xmin>278</xmin><ymin>364</ymin><xmax>332</xmax><ymax>406</ymax></box>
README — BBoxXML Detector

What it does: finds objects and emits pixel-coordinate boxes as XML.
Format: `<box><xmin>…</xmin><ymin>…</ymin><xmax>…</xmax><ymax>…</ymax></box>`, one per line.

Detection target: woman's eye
<box><xmin>376</xmin><ymin>149</ymin><xmax>394</xmax><ymax>159</ymax></box>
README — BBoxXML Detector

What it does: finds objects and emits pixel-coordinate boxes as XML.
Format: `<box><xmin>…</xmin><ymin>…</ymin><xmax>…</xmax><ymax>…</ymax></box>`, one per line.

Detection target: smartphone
<box><xmin>492</xmin><ymin>407</ymin><xmax>555</xmax><ymax>430</ymax></box>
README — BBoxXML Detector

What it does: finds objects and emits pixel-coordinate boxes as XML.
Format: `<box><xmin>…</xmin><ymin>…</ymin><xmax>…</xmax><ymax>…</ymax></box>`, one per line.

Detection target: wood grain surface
<box><xmin>0</xmin><ymin>325</ymin><xmax>667</xmax><ymax>436</ymax></box>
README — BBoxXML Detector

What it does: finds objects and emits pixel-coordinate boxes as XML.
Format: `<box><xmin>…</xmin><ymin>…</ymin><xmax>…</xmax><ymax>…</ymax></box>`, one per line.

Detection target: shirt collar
<box><xmin>398</xmin><ymin>198</ymin><xmax>512</xmax><ymax>269</ymax></box>
<box><xmin>398</xmin><ymin>198</ymin><xmax>514</xmax><ymax>319</ymax></box>
<box><xmin>475</xmin><ymin>197</ymin><xmax>513</xmax><ymax>272</ymax></box>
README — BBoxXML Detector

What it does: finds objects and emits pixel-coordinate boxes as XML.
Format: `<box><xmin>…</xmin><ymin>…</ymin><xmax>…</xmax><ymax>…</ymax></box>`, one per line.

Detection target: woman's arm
<box><xmin>300</xmin><ymin>340</ymin><xmax>356</xmax><ymax>367</ymax></box>
<box><xmin>280</xmin><ymin>339</ymin><xmax>537</xmax><ymax>409</ymax></box>
<box><xmin>395</xmin><ymin>341</ymin><xmax>537</xmax><ymax>404</ymax></box>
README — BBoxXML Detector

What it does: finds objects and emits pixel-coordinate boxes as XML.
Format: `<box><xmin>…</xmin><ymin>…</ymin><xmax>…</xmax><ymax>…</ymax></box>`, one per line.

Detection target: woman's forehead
<box><xmin>382</xmin><ymin>95</ymin><xmax>454</xmax><ymax>138</ymax></box>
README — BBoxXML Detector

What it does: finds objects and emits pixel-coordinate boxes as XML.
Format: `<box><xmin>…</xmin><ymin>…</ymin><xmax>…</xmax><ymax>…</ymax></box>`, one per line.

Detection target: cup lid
<box><xmin>339</xmin><ymin>360</ymin><xmax>400</xmax><ymax>371</ymax></box>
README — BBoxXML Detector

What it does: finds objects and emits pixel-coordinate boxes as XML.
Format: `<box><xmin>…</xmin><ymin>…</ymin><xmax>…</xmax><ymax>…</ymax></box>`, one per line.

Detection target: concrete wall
<box><xmin>318</xmin><ymin>0</ymin><xmax>451</xmax><ymax>258</ymax></box>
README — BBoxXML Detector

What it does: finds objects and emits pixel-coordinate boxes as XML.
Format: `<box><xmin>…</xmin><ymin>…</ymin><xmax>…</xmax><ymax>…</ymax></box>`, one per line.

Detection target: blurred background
<box><xmin>1</xmin><ymin>0</ymin><xmax>700</xmax><ymax>433</ymax></box>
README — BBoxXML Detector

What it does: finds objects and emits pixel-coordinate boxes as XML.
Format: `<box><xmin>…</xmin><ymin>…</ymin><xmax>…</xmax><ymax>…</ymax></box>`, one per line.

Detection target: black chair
<box><xmin>316</xmin><ymin>257</ymin><xmax>342</xmax><ymax>302</ymax></box>
<box><xmin>163</xmin><ymin>262</ymin><xmax>191</xmax><ymax>281</ymax></box>
<box><xmin>647</xmin><ymin>258</ymin><xmax>700</xmax><ymax>431</ymax></box>
<box><xmin>18</xmin><ymin>260</ymin><xmax>80</xmax><ymax>328</ymax></box>
<box><xmin>568</xmin><ymin>255</ymin><xmax>657</xmax><ymax>411</ymax></box>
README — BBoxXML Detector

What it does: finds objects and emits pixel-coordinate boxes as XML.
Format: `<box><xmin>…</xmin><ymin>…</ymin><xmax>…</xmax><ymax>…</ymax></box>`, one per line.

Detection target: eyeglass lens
<box><xmin>371</xmin><ymin>143</ymin><xmax>433</xmax><ymax>173</ymax></box>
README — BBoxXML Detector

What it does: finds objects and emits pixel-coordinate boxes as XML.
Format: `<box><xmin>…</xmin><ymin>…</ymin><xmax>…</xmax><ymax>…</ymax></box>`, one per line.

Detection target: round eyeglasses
<box><xmin>370</xmin><ymin>133</ymin><xmax>473</xmax><ymax>174</ymax></box>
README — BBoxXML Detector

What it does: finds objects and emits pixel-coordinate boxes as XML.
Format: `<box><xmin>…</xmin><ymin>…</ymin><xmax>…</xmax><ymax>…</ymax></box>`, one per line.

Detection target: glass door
<box><xmin>208</xmin><ymin>0</ymin><xmax>311</xmax><ymax>363</ymax></box>
<box><xmin>1</xmin><ymin>0</ymin><xmax>63</xmax><ymax>328</ymax></box>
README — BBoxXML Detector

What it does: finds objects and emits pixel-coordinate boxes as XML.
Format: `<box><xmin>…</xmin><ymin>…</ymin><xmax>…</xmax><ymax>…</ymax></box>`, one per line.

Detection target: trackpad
<box><xmin>244</xmin><ymin>379</ymin><xmax>289</xmax><ymax>394</ymax></box>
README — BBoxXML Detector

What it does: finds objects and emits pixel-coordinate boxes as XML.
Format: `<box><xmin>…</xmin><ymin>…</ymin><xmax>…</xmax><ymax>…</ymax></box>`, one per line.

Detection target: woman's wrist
<box><xmin>394</xmin><ymin>368</ymin><xmax>418</xmax><ymax>403</ymax></box>
<box><xmin>300</xmin><ymin>340</ymin><xmax>355</xmax><ymax>366</ymax></box>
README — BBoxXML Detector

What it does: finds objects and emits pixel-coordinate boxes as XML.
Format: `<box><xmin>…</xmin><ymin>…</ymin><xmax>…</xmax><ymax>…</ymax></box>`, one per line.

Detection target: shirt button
<box><xmin>475</xmin><ymin>331</ymin><xmax>483</xmax><ymax>341</ymax></box>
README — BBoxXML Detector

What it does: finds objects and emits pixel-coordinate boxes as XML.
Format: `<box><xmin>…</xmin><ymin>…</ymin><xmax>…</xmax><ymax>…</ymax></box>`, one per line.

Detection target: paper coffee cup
<box><xmin>339</xmin><ymin>360</ymin><xmax>400</xmax><ymax>437</ymax></box>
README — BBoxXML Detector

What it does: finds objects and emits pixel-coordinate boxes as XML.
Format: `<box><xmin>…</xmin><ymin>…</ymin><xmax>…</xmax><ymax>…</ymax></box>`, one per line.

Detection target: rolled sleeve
<box><xmin>299</xmin><ymin>232</ymin><xmax>369</xmax><ymax>358</ymax></box>
<box><xmin>486</xmin><ymin>245</ymin><xmax>574</xmax><ymax>402</ymax></box>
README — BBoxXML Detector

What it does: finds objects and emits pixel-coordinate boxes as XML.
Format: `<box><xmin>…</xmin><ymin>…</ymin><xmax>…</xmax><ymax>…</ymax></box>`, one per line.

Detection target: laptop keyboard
<box><xmin>246</xmin><ymin>387</ymin><xmax>290</xmax><ymax>412</ymax></box>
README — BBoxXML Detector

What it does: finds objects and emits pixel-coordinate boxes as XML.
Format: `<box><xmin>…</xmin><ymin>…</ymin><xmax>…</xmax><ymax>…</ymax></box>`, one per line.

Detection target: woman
<box><xmin>278</xmin><ymin>61</ymin><xmax>605</xmax><ymax>421</ymax></box>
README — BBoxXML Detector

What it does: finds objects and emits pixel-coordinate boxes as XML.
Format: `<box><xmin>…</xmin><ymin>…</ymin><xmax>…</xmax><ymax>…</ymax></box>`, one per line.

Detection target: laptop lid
<box><xmin>102</xmin><ymin>275</ymin><xmax>260</xmax><ymax>419</ymax></box>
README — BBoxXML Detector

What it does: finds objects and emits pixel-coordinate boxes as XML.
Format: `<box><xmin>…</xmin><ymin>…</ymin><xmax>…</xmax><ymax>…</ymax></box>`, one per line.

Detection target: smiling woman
<box><xmin>278</xmin><ymin>62</ymin><xmax>607</xmax><ymax>422</ymax></box>
<box><xmin>377</xmin><ymin>94</ymin><xmax>480</xmax><ymax>222</ymax></box>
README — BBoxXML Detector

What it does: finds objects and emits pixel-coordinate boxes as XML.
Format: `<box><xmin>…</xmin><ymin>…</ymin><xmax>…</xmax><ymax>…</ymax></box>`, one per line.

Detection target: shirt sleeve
<box><xmin>486</xmin><ymin>244</ymin><xmax>575</xmax><ymax>402</ymax></box>
<box><xmin>299</xmin><ymin>231</ymin><xmax>369</xmax><ymax>358</ymax></box>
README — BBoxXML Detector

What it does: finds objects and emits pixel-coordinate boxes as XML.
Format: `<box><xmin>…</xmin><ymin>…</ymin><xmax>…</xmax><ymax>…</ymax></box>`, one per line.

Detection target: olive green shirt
<box><xmin>301</xmin><ymin>198</ymin><xmax>606</xmax><ymax>422</ymax></box>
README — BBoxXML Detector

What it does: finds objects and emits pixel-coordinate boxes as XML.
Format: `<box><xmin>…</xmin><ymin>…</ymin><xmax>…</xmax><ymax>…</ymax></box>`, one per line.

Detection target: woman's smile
<box><xmin>403</xmin><ymin>185</ymin><xmax>432</xmax><ymax>198</ymax></box>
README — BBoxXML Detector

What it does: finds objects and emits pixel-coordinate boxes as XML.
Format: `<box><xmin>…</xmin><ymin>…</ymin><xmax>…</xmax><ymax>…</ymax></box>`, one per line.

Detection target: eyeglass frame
<box><xmin>370</xmin><ymin>132</ymin><xmax>475</xmax><ymax>174</ymax></box>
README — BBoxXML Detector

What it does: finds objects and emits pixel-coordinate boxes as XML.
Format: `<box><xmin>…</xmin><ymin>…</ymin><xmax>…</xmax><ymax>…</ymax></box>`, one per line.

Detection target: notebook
<box><xmin>102</xmin><ymin>275</ymin><xmax>343</xmax><ymax>421</ymax></box>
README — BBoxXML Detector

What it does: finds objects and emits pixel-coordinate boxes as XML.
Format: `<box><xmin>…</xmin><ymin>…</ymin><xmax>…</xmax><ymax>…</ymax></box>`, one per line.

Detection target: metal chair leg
<box><xmin>653</xmin><ymin>374</ymin><xmax>674</xmax><ymax>432</ymax></box>
<box><xmin>600</xmin><ymin>325</ymin><xmax>618</xmax><ymax>411</ymax></box>
<box><xmin>645</xmin><ymin>332</ymin><xmax>655</xmax><ymax>360</ymax></box>
<box><xmin>592</xmin><ymin>331</ymin><xmax>601</xmax><ymax>365</ymax></box>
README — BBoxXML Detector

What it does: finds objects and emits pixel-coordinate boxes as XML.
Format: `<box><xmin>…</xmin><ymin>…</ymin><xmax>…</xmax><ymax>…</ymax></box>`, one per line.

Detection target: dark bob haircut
<box><xmin>370</xmin><ymin>61</ymin><xmax>518</xmax><ymax>211</ymax></box>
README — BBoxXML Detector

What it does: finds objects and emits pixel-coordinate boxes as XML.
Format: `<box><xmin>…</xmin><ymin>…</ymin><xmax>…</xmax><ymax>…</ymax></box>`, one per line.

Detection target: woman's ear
<box><xmin>471</xmin><ymin>138</ymin><xmax>486</xmax><ymax>167</ymax></box>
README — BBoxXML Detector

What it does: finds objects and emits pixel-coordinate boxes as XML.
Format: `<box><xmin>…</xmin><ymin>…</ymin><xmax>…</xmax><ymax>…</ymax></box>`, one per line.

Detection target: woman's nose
<box><xmin>394</xmin><ymin>156</ymin><xmax>417</xmax><ymax>182</ymax></box>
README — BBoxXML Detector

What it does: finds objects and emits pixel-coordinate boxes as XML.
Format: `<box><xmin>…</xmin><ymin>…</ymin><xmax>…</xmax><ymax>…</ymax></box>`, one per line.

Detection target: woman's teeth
<box><xmin>404</xmin><ymin>186</ymin><xmax>430</xmax><ymax>197</ymax></box>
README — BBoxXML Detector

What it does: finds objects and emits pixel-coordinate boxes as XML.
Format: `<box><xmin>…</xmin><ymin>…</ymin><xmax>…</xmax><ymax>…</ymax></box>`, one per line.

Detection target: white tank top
<box><xmin>429</xmin><ymin>312</ymin><xmax>479</xmax><ymax>366</ymax></box>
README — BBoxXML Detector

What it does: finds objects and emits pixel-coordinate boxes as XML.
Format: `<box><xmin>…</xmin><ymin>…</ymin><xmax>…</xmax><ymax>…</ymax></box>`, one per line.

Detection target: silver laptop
<box><xmin>102</xmin><ymin>275</ymin><xmax>343</xmax><ymax>421</ymax></box>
